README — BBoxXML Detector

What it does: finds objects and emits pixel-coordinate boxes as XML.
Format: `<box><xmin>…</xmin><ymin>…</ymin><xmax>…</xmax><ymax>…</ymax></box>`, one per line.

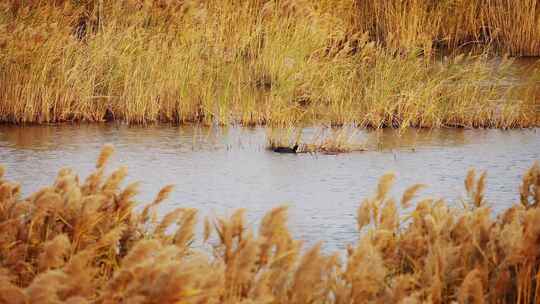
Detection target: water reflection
<box><xmin>365</xmin><ymin>128</ymin><xmax>469</xmax><ymax>151</ymax></box>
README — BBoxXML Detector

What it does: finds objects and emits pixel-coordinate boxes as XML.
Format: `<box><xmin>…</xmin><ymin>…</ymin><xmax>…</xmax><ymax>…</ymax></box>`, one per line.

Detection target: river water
<box><xmin>0</xmin><ymin>124</ymin><xmax>538</xmax><ymax>251</ymax></box>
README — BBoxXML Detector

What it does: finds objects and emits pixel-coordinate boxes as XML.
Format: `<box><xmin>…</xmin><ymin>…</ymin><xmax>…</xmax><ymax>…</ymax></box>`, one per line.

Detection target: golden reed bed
<box><xmin>0</xmin><ymin>145</ymin><xmax>539</xmax><ymax>303</ymax></box>
<box><xmin>0</xmin><ymin>1</ymin><xmax>539</xmax><ymax>127</ymax></box>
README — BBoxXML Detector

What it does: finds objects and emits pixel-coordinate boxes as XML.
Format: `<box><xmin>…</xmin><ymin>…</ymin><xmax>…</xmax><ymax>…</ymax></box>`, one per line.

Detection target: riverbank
<box><xmin>1</xmin><ymin>1</ymin><xmax>539</xmax><ymax>128</ymax></box>
<box><xmin>0</xmin><ymin>145</ymin><xmax>539</xmax><ymax>303</ymax></box>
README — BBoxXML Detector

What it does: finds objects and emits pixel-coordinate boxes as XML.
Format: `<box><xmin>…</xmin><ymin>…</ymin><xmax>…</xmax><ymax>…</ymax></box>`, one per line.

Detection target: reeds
<box><xmin>267</xmin><ymin>126</ymin><xmax>366</xmax><ymax>154</ymax></box>
<box><xmin>1</xmin><ymin>145</ymin><xmax>540</xmax><ymax>303</ymax></box>
<box><xmin>356</xmin><ymin>0</ymin><xmax>540</xmax><ymax>56</ymax></box>
<box><xmin>304</xmin><ymin>127</ymin><xmax>366</xmax><ymax>154</ymax></box>
<box><xmin>0</xmin><ymin>1</ymin><xmax>539</xmax><ymax>128</ymax></box>
<box><xmin>266</xmin><ymin>126</ymin><xmax>302</xmax><ymax>152</ymax></box>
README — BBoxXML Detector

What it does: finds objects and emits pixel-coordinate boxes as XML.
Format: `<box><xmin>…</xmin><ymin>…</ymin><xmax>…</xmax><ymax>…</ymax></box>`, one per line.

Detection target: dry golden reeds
<box><xmin>266</xmin><ymin>126</ymin><xmax>366</xmax><ymax>154</ymax></box>
<box><xmin>0</xmin><ymin>1</ymin><xmax>538</xmax><ymax>128</ymax></box>
<box><xmin>355</xmin><ymin>0</ymin><xmax>540</xmax><ymax>56</ymax></box>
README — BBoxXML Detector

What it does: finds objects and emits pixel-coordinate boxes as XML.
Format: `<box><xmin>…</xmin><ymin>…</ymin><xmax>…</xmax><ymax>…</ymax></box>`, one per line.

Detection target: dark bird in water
<box><xmin>272</xmin><ymin>144</ymin><xmax>299</xmax><ymax>154</ymax></box>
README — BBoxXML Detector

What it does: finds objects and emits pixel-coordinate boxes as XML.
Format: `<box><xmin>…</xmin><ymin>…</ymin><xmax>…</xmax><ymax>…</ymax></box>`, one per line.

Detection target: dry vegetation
<box><xmin>267</xmin><ymin>126</ymin><xmax>366</xmax><ymax>154</ymax></box>
<box><xmin>1</xmin><ymin>146</ymin><xmax>540</xmax><ymax>303</ymax></box>
<box><xmin>266</xmin><ymin>127</ymin><xmax>303</xmax><ymax>152</ymax></box>
<box><xmin>0</xmin><ymin>0</ymin><xmax>539</xmax><ymax>127</ymax></box>
<box><xmin>301</xmin><ymin>127</ymin><xmax>366</xmax><ymax>154</ymax></box>
<box><xmin>356</xmin><ymin>0</ymin><xmax>540</xmax><ymax>56</ymax></box>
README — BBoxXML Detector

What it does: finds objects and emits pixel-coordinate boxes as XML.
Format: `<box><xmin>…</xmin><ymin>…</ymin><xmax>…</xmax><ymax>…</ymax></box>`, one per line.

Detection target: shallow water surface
<box><xmin>0</xmin><ymin>125</ymin><xmax>538</xmax><ymax>251</ymax></box>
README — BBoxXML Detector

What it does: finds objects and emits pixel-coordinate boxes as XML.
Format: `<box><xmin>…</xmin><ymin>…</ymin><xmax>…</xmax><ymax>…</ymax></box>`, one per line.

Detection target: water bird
<box><xmin>272</xmin><ymin>144</ymin><xmax>299</xmax><ymax>154</ymax></box>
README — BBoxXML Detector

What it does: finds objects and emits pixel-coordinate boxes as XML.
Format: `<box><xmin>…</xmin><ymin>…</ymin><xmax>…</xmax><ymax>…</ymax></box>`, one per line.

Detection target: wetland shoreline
<box><xmin>1</xmin><ymin>1</ymin><xmax>539</xmax><ymax>128</ymax></box>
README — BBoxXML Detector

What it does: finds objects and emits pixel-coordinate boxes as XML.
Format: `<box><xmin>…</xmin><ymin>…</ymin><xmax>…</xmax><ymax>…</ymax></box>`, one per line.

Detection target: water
<box><xmin>0</xmin><ymin>124</ymin><xmax>538</xmax><ymax>251</ymax></box>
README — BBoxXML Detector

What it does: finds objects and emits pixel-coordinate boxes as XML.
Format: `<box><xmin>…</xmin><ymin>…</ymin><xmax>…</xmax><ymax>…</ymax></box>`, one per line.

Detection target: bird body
<box><xmin>272</xmin><ymin>144</ymin><xmax>299</xmax><ymax>153</ymax></box>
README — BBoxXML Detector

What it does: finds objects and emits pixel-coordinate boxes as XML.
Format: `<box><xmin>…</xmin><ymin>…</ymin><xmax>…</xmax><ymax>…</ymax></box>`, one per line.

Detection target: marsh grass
<box><xmin>1</xmin><ymin>145</ymin><xmax>540</xmax><ymax>303</ymax></box>
<box><xmin>301</xmin><ymin>127</ymin><xmax>366</xmax><ymax>154</ymax></box>
<box><xmin>266</xmin><ymin>126</ymin><xmax>302</xmax><ymax>152</ymax></box>
<box><xmin>356</xmin><ymin>0</ymin><xmax>540</xmax><ymax>56</ymax></box>
<box><xmin>267</xmin><ymin>126</ymin><xmax>366</xmax><ymax>154</ymax></box>
<box><xmin>0</xmin><ymin>1</ymin><xmax>539</xmax><ymax>128</ymax></box>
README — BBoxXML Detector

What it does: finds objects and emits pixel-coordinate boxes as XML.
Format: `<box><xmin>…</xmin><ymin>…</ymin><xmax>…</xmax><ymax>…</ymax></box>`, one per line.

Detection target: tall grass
<box><xmin>266</xmin><ymin>126</ymin><xmax>366</xmax><ymax>154</ymax></box>
<box><xmin>1</xmin><ymin>145</ymin><xmax>540</xmax><ymax>303</ymax></box>
<box><xmin>483</xmin><ymin>0</ymin><xmax>540</xmax><ymax>56</ymax></box>
<box><xmin>0</xmin><ymin>1</ymin><xmax>538</xmax><ymax>127</ymax></box>
<box><xmin>356</xmin><ymin>0</ymin><xmax>540</xmax><ymax>56</ymax></box>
